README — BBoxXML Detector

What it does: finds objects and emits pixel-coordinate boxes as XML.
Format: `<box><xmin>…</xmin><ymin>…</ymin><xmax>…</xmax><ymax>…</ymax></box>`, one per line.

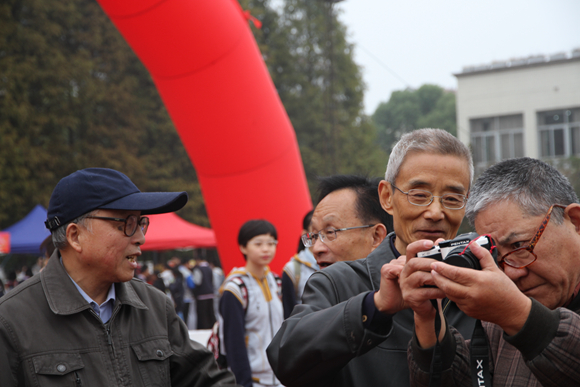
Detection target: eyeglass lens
<box><xmin>126</xmin><ymin>215</ymin><xmax>149</xmax><ymax>237</ymax></box>
<box><xmin>502</xmin><ymin>249</ymin><xmax>535</xmax><ymax>268</ymax></box>
<box><xmin>407</xmin><ymin>189</ymin><xmax>465</xmax><ymax>209</ymax></box>
<box><xmin>500</xmin><ymin>204</ymin><xmax>565</xmax><ymax>268</ymax></box>
<box><xmin>301</xmin><ymin>228</ymin><xmax>343</xmax><ymax>247</ymax></box>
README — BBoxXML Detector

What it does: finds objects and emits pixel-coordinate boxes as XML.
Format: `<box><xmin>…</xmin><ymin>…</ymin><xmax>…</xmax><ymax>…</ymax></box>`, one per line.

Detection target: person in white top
<box><xmin>219</xmin><ymin>219</ymin><xmax>283</xmax><ymax>387</ymax></box>
<box><xmin>281</xmin><ymin>210</ymin><xmax>319</xmax><ymax>318</ymax></box>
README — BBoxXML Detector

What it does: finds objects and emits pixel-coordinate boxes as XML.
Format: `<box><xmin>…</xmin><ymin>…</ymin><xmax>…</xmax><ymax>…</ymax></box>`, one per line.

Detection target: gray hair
<box><xmin>51</xmin><ymin>211</ymin><xmax>97</xmax><ymax>250</ymax></box>
<box><xmin>385</xmin><ymin>128</ymin><xmax>474</xmax><ymax>187</ymax></box>
<box><xmin>465</xmin><ymin>157</ymin><xmax>579</xmax><ymax>226</ymax></box>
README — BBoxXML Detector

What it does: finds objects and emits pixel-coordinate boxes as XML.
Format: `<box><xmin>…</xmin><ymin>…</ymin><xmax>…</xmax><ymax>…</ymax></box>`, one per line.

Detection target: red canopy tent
<box><xmin>142</xmin><ymin>212</ymin><xmax>216</xmax><ymax>251</ymax></box>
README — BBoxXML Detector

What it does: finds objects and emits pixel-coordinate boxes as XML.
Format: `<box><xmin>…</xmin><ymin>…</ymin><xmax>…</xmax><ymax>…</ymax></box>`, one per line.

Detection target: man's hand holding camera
<box><xmin>373</xmin><ymin>239</ymin><xmax>448</xmax><ymax>348</ymax></box>
<box><xmin>374</xmin><ymin>240</ymin><xmax>444</xmax><ymax>316</ymax></box>
<box><xmin>373</xmin><ymin>253</ymin><xmax>408</xmax><ymax>315</ymax></box>
<box><xmin>399</xmin><ymin>240</ymin><xmax>446</xmax><ymax>316</ymax></box>
<box><xmin>429</xmin><ymin>241</ymin><xmax>531</xmax><ymax>336</ymax></box>
<box><xmin>381</xmin><ymin>235</ymin><xmax>534</xmax><ymax>349</ymax></box>
<box><xmin>397</xmin><ymin>240</ymin><xmax>449</xmax><ymax>348</ymax></box>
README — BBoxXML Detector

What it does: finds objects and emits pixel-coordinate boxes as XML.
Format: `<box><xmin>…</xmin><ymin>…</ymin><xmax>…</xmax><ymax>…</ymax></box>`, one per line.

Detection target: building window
<box><xmin>471</xmin><ymin>114</ymin><xmax>524</xmax><ymax>165</ymax></box>
<box><xmin>538</xmin><ymin>108</ymin><xmax>580</xmax><ymax>158</ymax></box>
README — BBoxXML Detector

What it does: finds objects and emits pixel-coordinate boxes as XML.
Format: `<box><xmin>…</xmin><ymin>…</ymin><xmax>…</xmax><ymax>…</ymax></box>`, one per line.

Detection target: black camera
<box><xmin>417</xmin><ymin>232</ymin><xmax>497</xmax><ymax>270</ymax></box>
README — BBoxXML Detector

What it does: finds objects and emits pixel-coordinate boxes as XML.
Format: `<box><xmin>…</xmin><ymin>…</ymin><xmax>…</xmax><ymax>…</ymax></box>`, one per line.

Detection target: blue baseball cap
<box><xmin>45</xmin><ymin>168</ymin><xmax>188</xmax><ymax>230</ymax></box>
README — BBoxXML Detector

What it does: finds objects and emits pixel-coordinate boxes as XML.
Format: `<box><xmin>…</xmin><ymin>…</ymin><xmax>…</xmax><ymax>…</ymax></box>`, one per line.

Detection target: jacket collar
<box><xmin>364</xmin><ymin>232</ymin><xmax>399</xmax><ymax>291</ymax></box>
<box><xmin>41</xmin><ymin>250</ymin><xmax>148</xmax><ymax>316</ymax></box>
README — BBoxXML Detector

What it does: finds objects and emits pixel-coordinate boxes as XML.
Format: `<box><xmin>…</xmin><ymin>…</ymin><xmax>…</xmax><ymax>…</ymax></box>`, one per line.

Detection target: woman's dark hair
<box><xmin>297</xmin><ymin>209</ymin><xmax>314</xmax><ymax>253</ymax></box>
<box><xmin>238</xmin><ymin>219</ymin><xmax>277</xmax><ymax>247</ymax></box>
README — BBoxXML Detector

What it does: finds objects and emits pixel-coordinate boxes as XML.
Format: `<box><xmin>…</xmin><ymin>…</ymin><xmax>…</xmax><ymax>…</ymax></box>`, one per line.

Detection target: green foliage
<box><xmin>265</xmin><ymin>0</ymin><xmax>386</xmax><ymax>195</ymax></box>
<box><xmin>372</xmin><ymin>84</ymin><xmax>457</xmax><ymax>154</ymax></box>
<box><xmin>0</xmin><ymin>0</ymin><xmax>206</xmax><ymax>228</ymax></box>
<box><xmin>0</xmin><ymin>0</ymin><xmax>385</xmax><ymax>231</ymax></box>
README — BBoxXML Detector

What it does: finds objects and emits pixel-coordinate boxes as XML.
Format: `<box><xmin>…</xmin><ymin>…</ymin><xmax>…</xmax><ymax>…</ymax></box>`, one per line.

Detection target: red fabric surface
<box><xmin>96</xmin><ymin>0</ymin><xmax>312</xmax><ymax>274</ymax></box>
<box><xmin>142</xmin><ymin>212</ymin><xmax>216</xmax><ymax>251</ymax></box>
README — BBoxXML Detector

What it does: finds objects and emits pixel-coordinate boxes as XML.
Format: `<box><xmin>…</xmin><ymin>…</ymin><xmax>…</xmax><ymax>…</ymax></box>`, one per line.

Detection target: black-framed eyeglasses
<box><xmin>498</xmin><ymin>204</ymin><xmax>566</xmax><ymax>269</ymax></box>
<box><xmin>301</xmin><ymin>225</ymin><xmax>375</xmax><ymax>247</ymax></box>
<box><xmin>85</xmin><ymin>215</ymin><xmax>150</xmax><ymax>237</ymax></box>
<box><xmin>391</xmin><ymin>183</ymin><xmax>467</xmax><ymax>210</ymax></box>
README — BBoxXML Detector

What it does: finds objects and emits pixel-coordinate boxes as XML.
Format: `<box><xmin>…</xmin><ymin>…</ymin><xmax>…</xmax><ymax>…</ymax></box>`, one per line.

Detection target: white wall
<box><xmin>456</xmin><ymin>59</ymin><xmax>580</xmax><ymax>159</ymax></box>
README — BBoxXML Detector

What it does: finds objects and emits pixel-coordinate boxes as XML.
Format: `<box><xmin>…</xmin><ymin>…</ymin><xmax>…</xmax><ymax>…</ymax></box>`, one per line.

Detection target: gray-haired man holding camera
<box><xmin>393</xmin><ymin>157</ymin><xmax>580</xmax><ymax>386</ymax></box>
<box><xmin>267</xmin><ymin>129</ymin><xmax>476</xmax><ymax>387</ymax></box>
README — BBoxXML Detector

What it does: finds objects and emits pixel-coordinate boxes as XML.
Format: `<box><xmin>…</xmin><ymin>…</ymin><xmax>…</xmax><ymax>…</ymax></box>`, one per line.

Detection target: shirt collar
<box><xmin>71</xmin><ymin>273</ymin><xmax>116</xmax><ymax>308</ymax></box>
<box><xmin>60</xmin><ymin>256</ymin><xmax>116</xmax><ymax>306</ymax></box>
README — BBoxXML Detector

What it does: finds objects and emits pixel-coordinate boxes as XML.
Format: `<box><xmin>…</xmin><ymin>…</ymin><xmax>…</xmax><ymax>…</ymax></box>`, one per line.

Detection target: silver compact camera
<box><xmin>417</xmin><ymin>232</ymin><xmax>497</xmax><ymax>270</ymax></box>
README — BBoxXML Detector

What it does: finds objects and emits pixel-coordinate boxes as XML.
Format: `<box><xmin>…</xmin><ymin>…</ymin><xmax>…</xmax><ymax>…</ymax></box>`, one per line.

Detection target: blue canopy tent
<box><xmin>2</xmin><ymin>205</ymin><xmax>51</xmax><ymax>255</ymax></box>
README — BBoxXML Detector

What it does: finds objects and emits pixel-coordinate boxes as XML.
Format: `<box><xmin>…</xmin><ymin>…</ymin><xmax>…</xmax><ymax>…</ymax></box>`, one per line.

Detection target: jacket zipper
<box><xmin>104</xmin><ymin>301</ymin><xmax>122</xmax><ymax>360</ymax></box>
<box><xmin>88</xmin><ymin>297</ymin><xmax>124</xmax><ymax>383</ymax></box>
<box><xmin>74</xmin><ymin>371</ymin><xmax>82</xmax><ymax>385</ymax></box>
<box><xmin>106</xmin><ymin>326</ymin><xmax>116</xmax><ymax>359</ymax></box>
<box><xmin>88</xmin><ymin>308</ymin><xmax>117</xmax><ymax>360</ymax></box>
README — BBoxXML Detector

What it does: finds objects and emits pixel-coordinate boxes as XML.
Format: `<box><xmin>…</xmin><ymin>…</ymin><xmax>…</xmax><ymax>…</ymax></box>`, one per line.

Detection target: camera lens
<box><xmin>444</xmin><ymin>249</ymin><xmax>482</xmax><ymax>270</ymax></box>
<box><xmin>443</xmin><ymin>235</ymin><xmax>497</xmax><ymax>270</ymax></box>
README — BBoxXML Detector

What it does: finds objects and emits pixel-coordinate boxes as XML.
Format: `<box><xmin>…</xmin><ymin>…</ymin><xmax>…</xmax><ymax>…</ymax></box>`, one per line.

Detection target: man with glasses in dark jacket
<box><xmin>0</xmin><ymin>168</ymin><xmax>237</xmax><ymax>387</ymax></box>
<box><xmin>267</xmin><ymin>128</ymin><xmax>476</xmax><ymax>387</ymax></box>
<box><xmin>306</xmin><ymin>174</ymin><xmax>393</xmax><ymax>269</ymax></box>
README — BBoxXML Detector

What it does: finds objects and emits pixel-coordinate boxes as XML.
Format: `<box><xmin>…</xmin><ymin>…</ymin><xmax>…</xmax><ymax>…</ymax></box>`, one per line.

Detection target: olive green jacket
<box><xmin>0</xmin><ymin>252</ymin><xmax>237</xmax><ymax>387</ymax></box>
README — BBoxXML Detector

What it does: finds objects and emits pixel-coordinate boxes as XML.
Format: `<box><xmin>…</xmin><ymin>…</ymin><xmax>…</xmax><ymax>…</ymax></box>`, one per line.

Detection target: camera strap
<box><xmin>428</xmin><ymin>302</ymin><xmax>493</xmax><ymax>387</ymax></box>
<box><xmin>470</xmin><ymin>319</ymin><xmax>493</xmax><ymax>387</ymax></box>
<box><xmin>428</xmin><ymin>299</ymin><xmax>443</xmax><ymax>387</ymax></box>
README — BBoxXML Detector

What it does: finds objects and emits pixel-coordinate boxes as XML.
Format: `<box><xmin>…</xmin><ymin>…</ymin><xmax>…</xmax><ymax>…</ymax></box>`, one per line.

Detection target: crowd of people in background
<box><xmin>1</xmin><ymin>267</ymin><xmax>33</xmax><ymax>293</ymax></box>
<box><xmin>0</xmin><ymin>235</ymin><xmax>54</xmax><ymax>296</ymax></box>
<box><xmin>133</xmin><ymin>254</ymin><xmax>225</xmax><ymax>330</ymax></box>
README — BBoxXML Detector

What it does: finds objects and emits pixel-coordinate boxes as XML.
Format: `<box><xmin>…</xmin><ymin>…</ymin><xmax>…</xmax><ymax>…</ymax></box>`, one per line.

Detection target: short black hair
<box><xmin>297</xmin><ymin>209</ymin><xmax>314</xmax><ymax>253</ymax></box>
<box><xmin>302</xmin><ymin>209</ymin><xmax>314</xmax><ymax>230</ymax></box>
<box><xmin>317</xmin><ymin>175</ymin><xmax>393</xmax><ymax>233</ymax></box>
<box><xmin>238</xmin><ymin>219</ymin><xmax>278</xmax><ymax>261</ymax></box>
<box><xmin>238</xmin><ymin>219</ymin><xmax>278</xmax><ymax>247</ymax></box>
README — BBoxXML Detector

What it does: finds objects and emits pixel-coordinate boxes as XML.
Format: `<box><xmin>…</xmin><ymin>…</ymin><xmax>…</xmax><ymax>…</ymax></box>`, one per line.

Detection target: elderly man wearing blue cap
<box><xmin>0</xmin><ymin>168</ymin><xmax>237</xmax><ymax>387</ymax></box>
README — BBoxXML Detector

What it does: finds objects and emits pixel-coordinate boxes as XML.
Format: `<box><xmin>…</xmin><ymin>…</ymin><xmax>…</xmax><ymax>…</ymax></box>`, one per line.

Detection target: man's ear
<box><xmin>239</xmin><ymin>244</ymin><xmax>247</xmax><ymax>256</ymax></box>
<box><xmin>378</xmin><ymin>180</ymin><xmax>394</xmax><ymax>215</ymax></box>
<box><xmin>371</xmin><ymin>224</ymin><xmax>387</xmax><ymax>248</ymax></box>
<box><xmin>564</xmin><ymin>204</ymin><xmax>580</xmax><ymax>234</ymax></box>
<box><xmin>66</xmin><ymin>223</ymin><xmax>83</xmax><ymax>253</ymax></box>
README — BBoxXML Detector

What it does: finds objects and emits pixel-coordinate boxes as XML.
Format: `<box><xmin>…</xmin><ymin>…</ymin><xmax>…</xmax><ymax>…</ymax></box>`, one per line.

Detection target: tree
<box><xmin>0</xmin><ymin>0</ymin><xmax>207</xmax><ymax>228</ymax></box>
<box><xmin>372</xmin><ymin>84</ymin><xmax>456</xmax><ymax>153</ymax></box>
<box><xmin>266</xmin><ymin>0</ymin><xmax>386</xmax><ymax>195</ymax></box>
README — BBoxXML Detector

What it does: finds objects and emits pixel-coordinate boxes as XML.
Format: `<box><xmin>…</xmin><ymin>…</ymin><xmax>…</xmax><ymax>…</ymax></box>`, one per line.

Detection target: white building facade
<box><xmin>455</xmin><ymin>50</ymin><xmax>580</xmax><ymax>174</ymax></box>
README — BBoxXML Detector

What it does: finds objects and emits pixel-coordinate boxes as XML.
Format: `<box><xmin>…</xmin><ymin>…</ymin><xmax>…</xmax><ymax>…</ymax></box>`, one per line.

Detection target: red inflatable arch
<box><xmin>96</xmin><ymin>0</ymin><xmax>312</xmax><ymax>274</ymax></box>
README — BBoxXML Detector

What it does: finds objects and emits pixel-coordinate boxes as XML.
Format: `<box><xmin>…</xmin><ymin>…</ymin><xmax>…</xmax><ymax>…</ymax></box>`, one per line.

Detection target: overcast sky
<box><xmin>333</xmin><ymin>0</ymin><xmax>580</xmax><ymax>115</ymax></box>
